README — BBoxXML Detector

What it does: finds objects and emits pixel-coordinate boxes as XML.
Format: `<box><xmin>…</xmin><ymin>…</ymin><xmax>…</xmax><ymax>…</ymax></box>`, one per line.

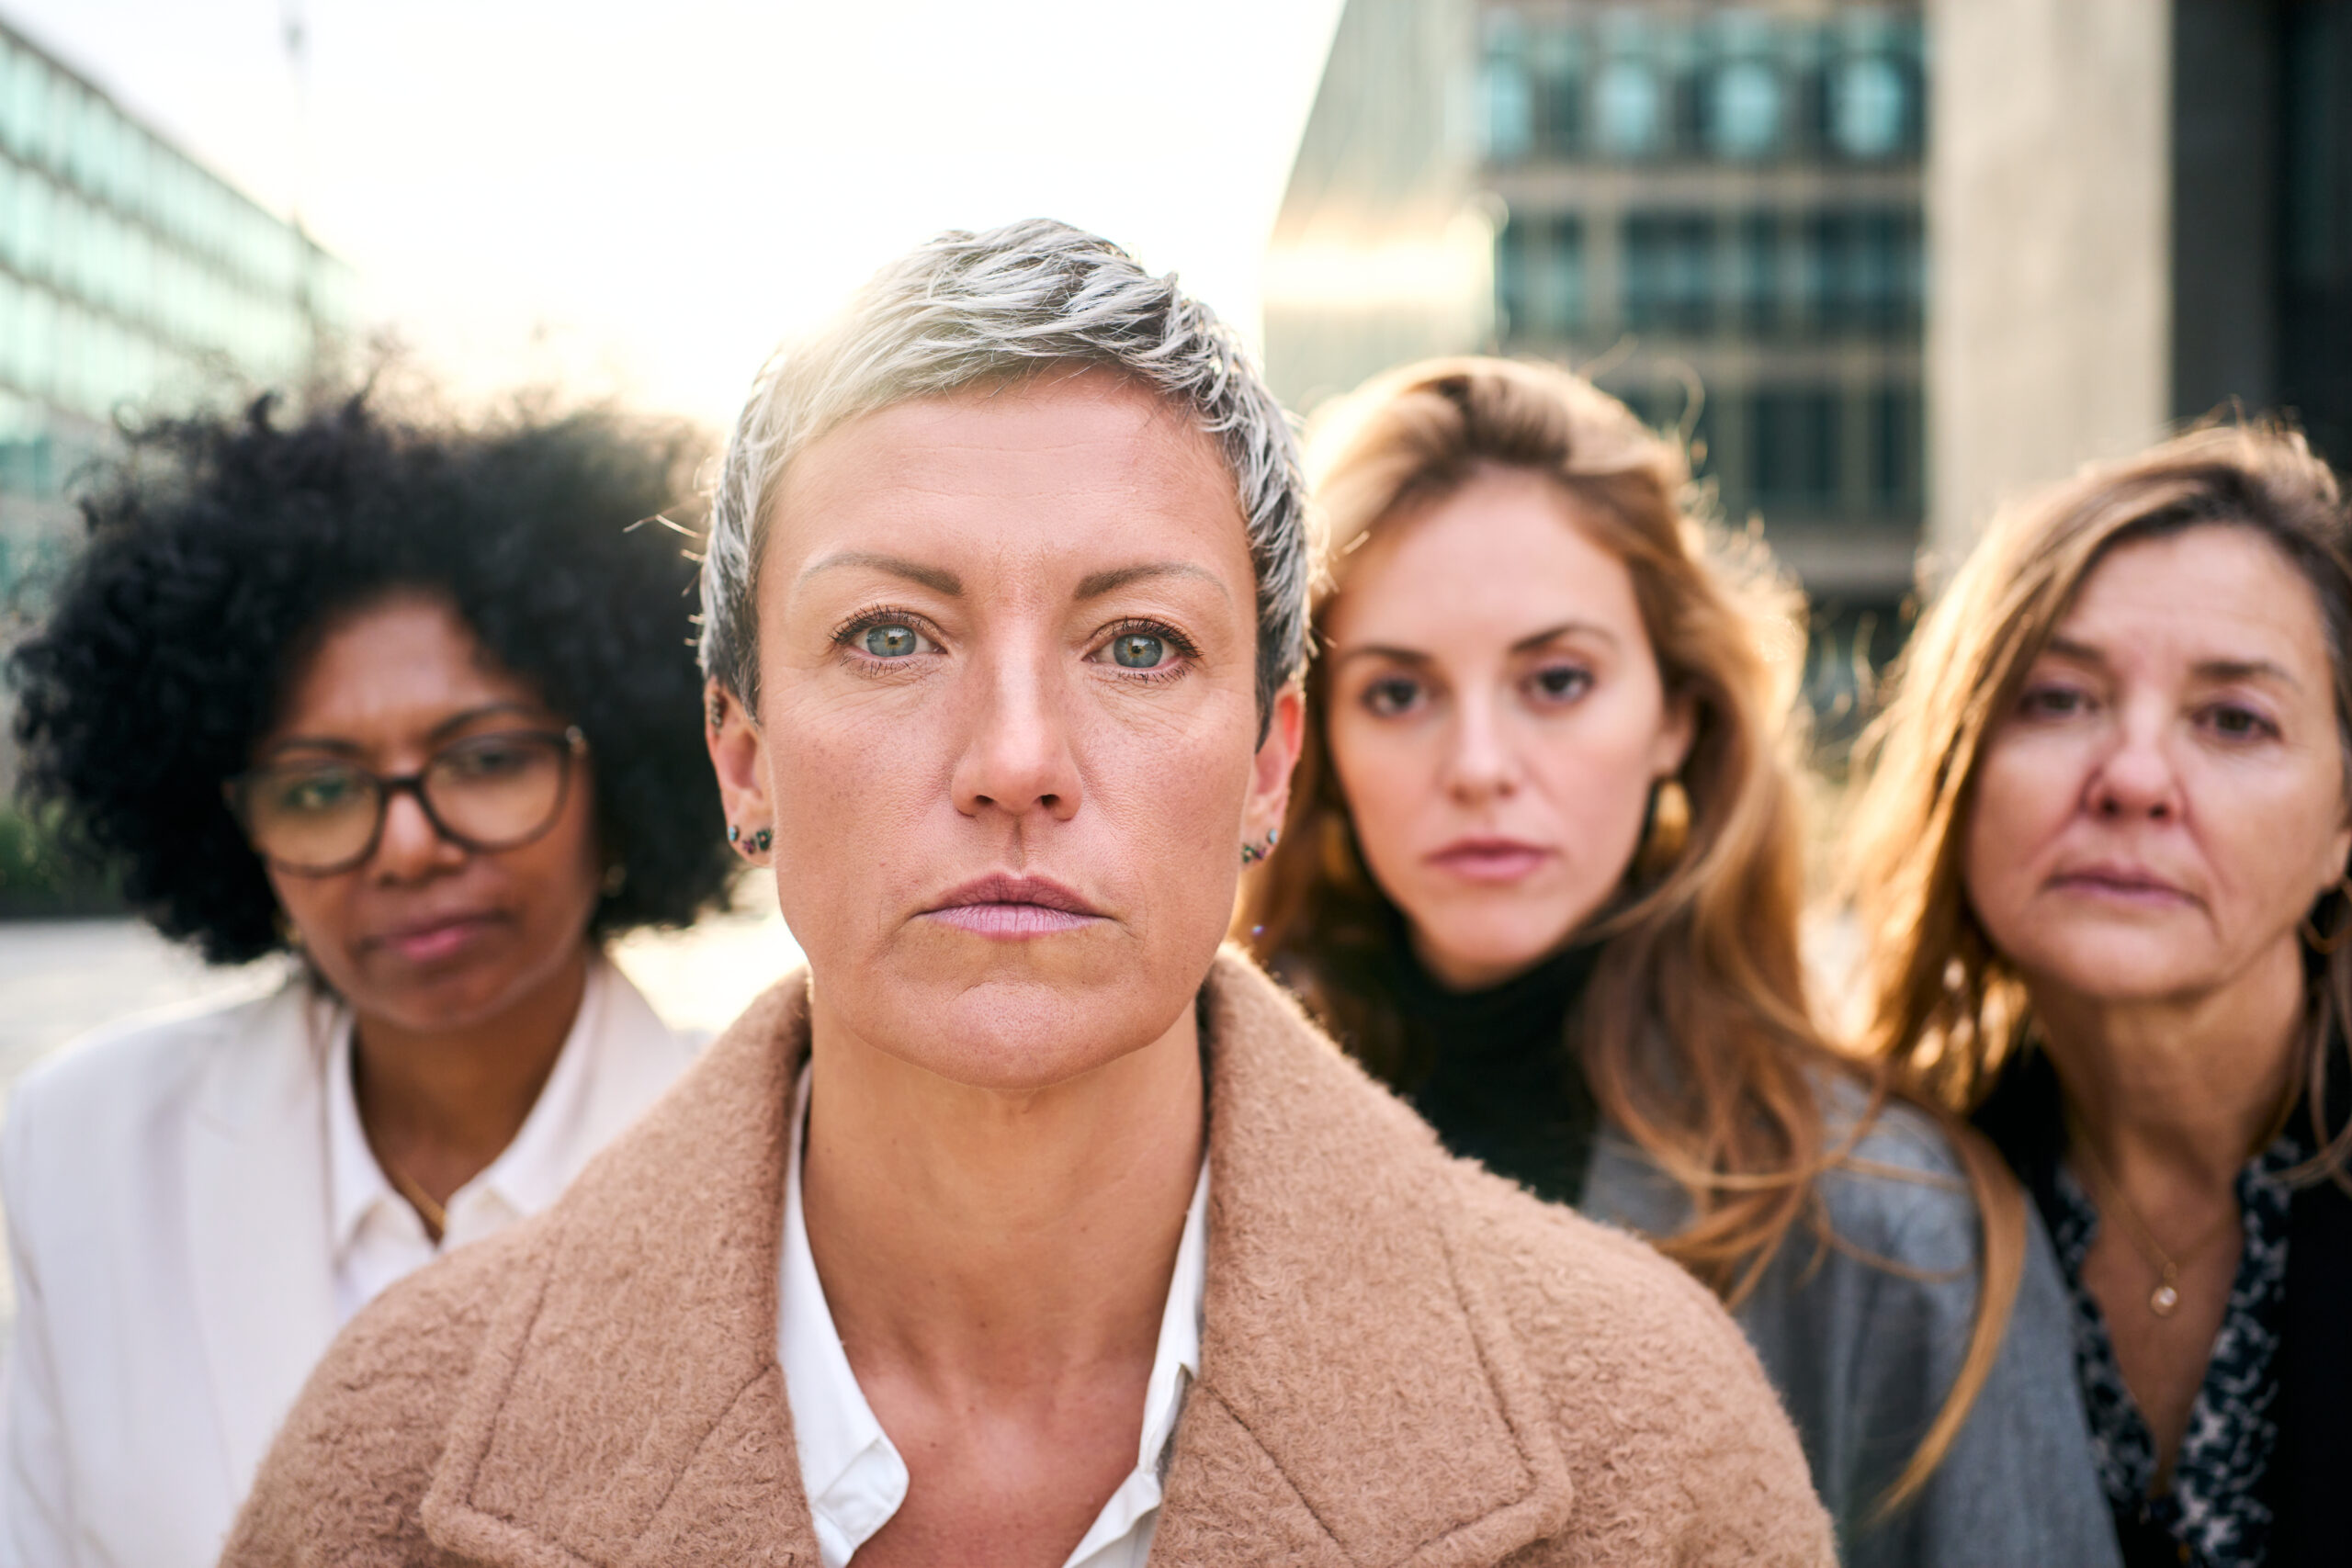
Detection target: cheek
<box><xmin>1961</xmin><ymin>743</ymin><xmax>2076</xmax><ymax>932</ymax></box>
<box><xmin>1324</xmin><ymin>711</ymin><xmax>1429</xmax><ymax>869</ymax></box>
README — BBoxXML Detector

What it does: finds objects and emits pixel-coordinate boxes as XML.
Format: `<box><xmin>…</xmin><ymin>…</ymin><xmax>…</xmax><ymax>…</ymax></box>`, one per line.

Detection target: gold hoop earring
<box><xmin>2301</xmin><ymin>874</ymin><xmax>2352</xmax><ymax>954</ymax></box>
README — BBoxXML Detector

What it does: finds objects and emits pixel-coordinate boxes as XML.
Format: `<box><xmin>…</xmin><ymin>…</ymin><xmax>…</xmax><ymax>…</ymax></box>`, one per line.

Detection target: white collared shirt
<box><xmin>324</xmin><ymin>959</ymin><xmax>611</xmax><ymax>1323</ymax></box>
<box><xmin>778</xmin><ymin>1069</ymin><xmax>1209</xmax><ymax>1568</ymax></box>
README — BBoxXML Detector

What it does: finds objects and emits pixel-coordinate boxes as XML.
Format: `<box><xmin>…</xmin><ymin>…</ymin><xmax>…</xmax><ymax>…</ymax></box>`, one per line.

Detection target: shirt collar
<box><xmin>777</xmin><ymin>1065</ymin><xmax>1210</xmax><ymax>1568</ymax></box>
<box><xmin>325</xmin><ymin>956</ymin><xmax>611</xmax><ymax>1258</ymax></box>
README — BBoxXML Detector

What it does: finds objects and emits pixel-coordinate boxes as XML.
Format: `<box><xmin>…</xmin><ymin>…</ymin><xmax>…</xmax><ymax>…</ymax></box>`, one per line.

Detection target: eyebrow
<box><xmin>260</xmin><ymin>702</ymin><xmax>546</xmax><ymax>760</ymax></box>
<box><xmin>2043</xmin><ymin>637</ymin><xmax>2301</xmax><ymax>691</ymax></box>
<box><xmin>797</xmin><ymin>551</ymin><xmax>964</xmax><ymax>597</ymax></box>
<box><xmin>1074</xmin><ymin>560</ymin><xmax>1230</xmax><ymax>603</ymax></box>
<box><xmin>1330</xmin><ymin>619</ymin><xmax>1620</xmax><ymax>668</ymax></box>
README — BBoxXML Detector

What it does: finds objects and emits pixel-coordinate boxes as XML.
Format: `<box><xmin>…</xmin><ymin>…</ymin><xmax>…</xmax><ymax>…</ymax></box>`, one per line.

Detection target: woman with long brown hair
<box><xmin>1243</xmin><ymin>356</ymin><xmax>2110</xmax><ymax>1566</ymax></box>
<box><xmin>1849</xmin><ymin>422</ymin><xmax>2352</xmax><ymax>1568</ymax></box>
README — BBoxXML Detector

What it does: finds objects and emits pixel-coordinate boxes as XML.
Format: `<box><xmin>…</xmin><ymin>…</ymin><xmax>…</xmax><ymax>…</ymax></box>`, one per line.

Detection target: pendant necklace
<box><xmin>2066</xmin><ymin>1123</ymin><xmax>2238</xmax><ymax>1318</ymax></box>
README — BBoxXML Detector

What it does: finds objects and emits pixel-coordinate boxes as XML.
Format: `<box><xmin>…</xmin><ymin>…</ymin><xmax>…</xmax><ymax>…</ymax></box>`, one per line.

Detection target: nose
<box><xmin>2085</xmin><ymin>703</ymin><xmax>2182</xmax><ymax>823</ymax></box>
<box><xmin>950</xmin><ymin>647</ymin><xmax>1084</xmax><ymax>825</ymax></box>
<box><xmin>1442</xmin><ymin>687</ymin><xmax>1521</xmax><ymax>806</ymax></box>
<box><xmin>369</xmin><ymin>784</ymin><xmax>467</xmax><ymax>882</ymax></box>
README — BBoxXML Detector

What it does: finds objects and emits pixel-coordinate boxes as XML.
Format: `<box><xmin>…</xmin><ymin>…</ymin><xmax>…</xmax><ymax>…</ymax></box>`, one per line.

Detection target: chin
<box><xmin>2018</xmin><ymin>933</ymin><xmax>2226</xmax><ymax>1006</ymax></box>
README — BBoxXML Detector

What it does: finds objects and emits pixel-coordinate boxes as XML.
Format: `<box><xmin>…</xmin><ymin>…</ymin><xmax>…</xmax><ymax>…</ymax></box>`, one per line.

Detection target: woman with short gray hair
<box><xmin>223</xmin><ymin>220</ymin><xmax>1833</xmax><ymax>1567</ymax></box>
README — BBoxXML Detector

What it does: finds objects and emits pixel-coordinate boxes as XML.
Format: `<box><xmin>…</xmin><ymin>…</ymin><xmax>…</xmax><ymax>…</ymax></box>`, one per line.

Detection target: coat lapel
<box><xmin>421</xmin><ymin>976</ymin><xmax>819</xmax><ymax>1566</ymax></box>
<box><xmin>414</xmin><ymin>953</ymin><xmax>1572</xmax><ymax>1566</ymax></box>
<box><xmin>1156</xmin><ymin>953</ymin><xmax>1577</xmax><ymax>1568</ymax></box>
<box><xmin>183</xmin><ymin>982</ymin><xmax>345</xmax><ymax>1494</ymax></box>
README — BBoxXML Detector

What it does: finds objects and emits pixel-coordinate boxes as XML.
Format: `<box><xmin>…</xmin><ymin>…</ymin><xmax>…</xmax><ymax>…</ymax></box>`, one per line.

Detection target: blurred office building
<box><xmin>1266</xmin><ymin>0</ymin><xmax>1926</xmax><ymax>718</ymax></box>
<box><xmin>0</xmin><ymin>13</ymin><xmax>354</xmax><ymax>625</ymax></box>
<box><xmin>1932</xmin><ymin>0</ymin><xmax>2352</xmax><ymax>558</ymax></box>
<box><xmin>1271</xmin><ymin>0</ymin><xmax>2352</xmax><ymax>717</ymax></box>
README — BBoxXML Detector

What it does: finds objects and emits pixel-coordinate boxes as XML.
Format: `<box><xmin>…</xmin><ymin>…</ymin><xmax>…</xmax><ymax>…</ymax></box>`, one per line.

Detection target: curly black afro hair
<box><xmin>9</xmin><ymin>391</ymin><xmax>738</xmax><ymax>964</ymax></box>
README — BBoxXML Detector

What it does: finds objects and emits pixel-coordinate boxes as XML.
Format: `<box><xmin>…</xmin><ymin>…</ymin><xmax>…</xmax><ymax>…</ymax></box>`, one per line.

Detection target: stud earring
<box><xmin>752</xmin><ymin>827</ymin><xmax>774</xmax><ymax>854</ymax></box>
<box><xmin>1240</xmin><ymin>827</ymin><xmax>1281</xmax><ymax>866</ymax></box>
<box><xmin>728</xmin><ymin>824</ymin><xmax>741</xmax><ymax>845</ymax></box>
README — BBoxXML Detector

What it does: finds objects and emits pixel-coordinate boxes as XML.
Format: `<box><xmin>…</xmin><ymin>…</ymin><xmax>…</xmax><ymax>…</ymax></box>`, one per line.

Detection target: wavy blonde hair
<box><xmin>1238</xmin><ymin>356</ymin><xmax>2010</xmax><ymax>1507</ymax></box>
<box><xmin>1848</xmin><ymin>420</ymin><xmax>2352</xmax><ymax>1175</ymax></box>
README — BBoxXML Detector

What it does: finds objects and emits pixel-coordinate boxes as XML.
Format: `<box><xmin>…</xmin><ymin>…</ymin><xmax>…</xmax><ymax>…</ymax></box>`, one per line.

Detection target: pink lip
<box><xmin>922</xmin><ymin>874</ymin><xmax>1107</xmax><ymax>940</ymax></box>
<box><xmin>2047</xmin><ymin>864</ymin><xmax>2195</xmax><ymax>907</ymax></box>
<box><xmin>1426</xmin><ymin>837</ymin><xmax>1555</xmax><ymax>885</ymax></box>
<box><xmin>371</xmin><ymin>913</ymin><xmax>501</xmax><ymax>965</ymax></box>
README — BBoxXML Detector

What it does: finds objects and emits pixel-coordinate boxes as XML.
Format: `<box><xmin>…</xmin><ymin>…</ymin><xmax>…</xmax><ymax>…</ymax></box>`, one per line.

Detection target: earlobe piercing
<box><xmin>728</xmin><ymin>824</ymin><xmax>775</xmax><ymax>855</ymax></box>
<box><xmin>1240</xmin><ymin>826</ymin><xmax>1281</xmax><ymax>866</ymax></box>
<box><xmin>728</xmin><ymin>824</ymin><xmax>741</xmax><ymax>845</ymax></box>
<box><xmin>753</xmin><ymin>827</ymin><xmax>773</xmax><ymax>854</ymax></box>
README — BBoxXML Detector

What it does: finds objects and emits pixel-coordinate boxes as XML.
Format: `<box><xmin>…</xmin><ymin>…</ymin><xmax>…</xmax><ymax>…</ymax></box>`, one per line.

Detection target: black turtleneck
<box><xmin>1392</xmin><ymin>937</ymin><xmax>1602</xmax><ymax>1207</ymax></box>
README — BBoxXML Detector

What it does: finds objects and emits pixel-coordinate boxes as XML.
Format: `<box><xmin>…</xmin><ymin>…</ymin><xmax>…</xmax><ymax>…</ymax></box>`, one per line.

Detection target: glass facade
<box><xmin>1474</xmin><ymin>1</ymin><xmax>1925</xmax><ymax>703</ymax></box>
<box><xmin>0</xmin><ymin>16</ymin><xmax>353</xmax><ymax>612</ymax></box>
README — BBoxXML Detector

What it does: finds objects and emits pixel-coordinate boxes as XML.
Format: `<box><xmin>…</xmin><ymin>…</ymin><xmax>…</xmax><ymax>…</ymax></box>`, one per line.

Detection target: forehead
<box><xmin>2059</xmin><ymin>525</ymin><xmax>2332</xmax><ymax>675</ymax></box>
<box><xmin>271</xmin><ymin>592</ymin><xmax>535</xmax><ymax>735</ymax></box>
<box><xmin>764</xmin><ymin>370</ymin><xmax>1246</xmax><ymax>587</ymax></box>
<box><xmin>1330</xmin><ymin>468</ymin><xmax>1640</xmax><ymax>644</ymax></box>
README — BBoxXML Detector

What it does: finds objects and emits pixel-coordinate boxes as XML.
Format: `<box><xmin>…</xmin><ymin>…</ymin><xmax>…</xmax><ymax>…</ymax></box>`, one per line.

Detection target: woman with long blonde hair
<box><xmin>1849</xmin><ymin>422</ymin><xmax>2352</xmax><ymax>1568</ymax></box>
<box><xmin>1243</xmin><ymin>356</ymin><xmax>2110</xmax><ymax>1565</ymax></box>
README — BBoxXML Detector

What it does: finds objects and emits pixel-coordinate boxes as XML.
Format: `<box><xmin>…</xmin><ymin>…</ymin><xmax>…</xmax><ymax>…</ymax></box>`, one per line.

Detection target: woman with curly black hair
<box><xmin>0</xmin><ymin>391</ymin><xmax>736</xmax><ymax>1568</ymax></box>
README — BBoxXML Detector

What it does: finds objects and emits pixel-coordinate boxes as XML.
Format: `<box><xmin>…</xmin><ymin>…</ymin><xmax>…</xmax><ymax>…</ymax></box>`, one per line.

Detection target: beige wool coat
<box><xmin>221</xmin><ymin>951</ymin><xmax>1833</xmax><ymax>1567</ymax></box>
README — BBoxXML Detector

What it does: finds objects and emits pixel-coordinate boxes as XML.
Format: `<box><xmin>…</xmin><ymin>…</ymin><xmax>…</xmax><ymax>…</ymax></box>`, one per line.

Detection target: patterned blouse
<box><xmin>2034</xmin><ymin>1123</ymin><xmax>2301</xmax><ymax>1568</ymax></box>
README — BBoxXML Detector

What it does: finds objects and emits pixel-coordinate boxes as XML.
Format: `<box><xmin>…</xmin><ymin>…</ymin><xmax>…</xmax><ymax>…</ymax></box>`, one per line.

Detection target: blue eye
<box><xmin>864</xmin><ymin>624</ymin><xmax>921</xmax><ymax>658</ymax></box>
<box><xmin>1112</xmin><ymin>633</ymin><xmax>1166</xmax><ymax>669</ymax></box>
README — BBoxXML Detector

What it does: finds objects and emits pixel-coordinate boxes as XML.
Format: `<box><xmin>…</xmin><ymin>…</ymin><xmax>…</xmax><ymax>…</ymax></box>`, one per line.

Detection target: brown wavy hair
<box><xmin>1238</xmin><ymin>356</ymin><xmax>2013</xmax><ymax>1507</ymax></box>
<box><xmin>1848</xmin><ymin>419</ymin><xmax>2352</xmax><ymax>1180</ymax></box>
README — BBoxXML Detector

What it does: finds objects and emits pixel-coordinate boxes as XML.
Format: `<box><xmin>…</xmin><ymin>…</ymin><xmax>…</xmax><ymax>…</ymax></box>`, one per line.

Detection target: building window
<box><xmin>1802</xmin><ymin>209</ymin><xmax>1921</xmax><ymax>335</ymax></box>
<box><xmin>1595</xmin><ymin>56</ymin><xmax>1666</xmax><ymax>157</ymax></box>
<box><xmin>1541</xmin><ymin>216</ymin><xmax>1587</xmax><ymax>333</ymax></box>
<box><xmin>1870</xmin><ymin>387</ymin><xmax>1922</xmax><ymax>509</ymax></box>
<box><xmin>1531</xmin><ymin>25</ymin><xmax>1585</xmax><ymax>157</ymax></box>
<box><xmin>1707</xmin><ymin>57</ymin><xmax>1783</xmax><ymax>159</ymax></box>
<box><xmin>1624</xmin><ymin>212</ymin><xmax>1716</xmax><ymax>335</ymax></box>
<box><xmin>1829</xmin><ymin>53</ymin><xmax>1916</xmax><ymax>160</ymax></box>
<box><xmin>1495</xmin><ymin>214</ymin><xmax>1529</xmax><ymax>338</ymax></box>
<box><xmin>1737</xmin><ymin>211</ymin><xmax>1781</xmax><ymax>333</ymax></box>
<box><xmin>1481</xmin><ymin>16</ymin><xmax>1534</xmax><ymax>164</ymax></box>
<box><xmin>1753</xmin><ymin>388</ymin><xmax>1839</xmax><ymax>508</ymax></box>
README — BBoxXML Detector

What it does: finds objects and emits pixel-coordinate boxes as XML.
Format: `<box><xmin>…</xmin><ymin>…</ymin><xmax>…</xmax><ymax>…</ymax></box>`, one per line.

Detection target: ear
<box><xmin>705</xmin><ymin>678</ymin><xmax>773</xmax><ymax>857</ymax></box>
<box><xmin>2321</xmin><ymin>817</ymin><xmax>2352</xmax><ymax>899</ymax></box>
<box><xmin>1244</xmin><ymin>684</ymin><xmax>1307</xmax><ymax>842</ymax></box>
<box><xmin>1650</xmin><ymin>688</ymin><xmax>1699</xmax><ymax>780</ymax></box>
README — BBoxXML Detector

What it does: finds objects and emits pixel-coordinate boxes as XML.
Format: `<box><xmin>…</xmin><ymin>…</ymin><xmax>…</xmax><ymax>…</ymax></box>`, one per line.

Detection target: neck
<box><xmin>350</xmin><ymin>946</ymin><xmax>591</xmax><ymax>1203</ymax></box>
<box><xmin>2033</xmin><ymin>937</ymin><xmax>2307</xmax><ymax>1194</ymax></box>
<box><xmin>799</xmin><ymin>990</ymin><xmax>1204</xmax><ymax>1402</ymax></box>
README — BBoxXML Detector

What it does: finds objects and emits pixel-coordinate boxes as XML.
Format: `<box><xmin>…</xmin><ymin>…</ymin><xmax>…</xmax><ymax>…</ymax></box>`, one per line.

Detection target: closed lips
<box><xmin>922</xmin><ymin>874</ymin><xmax>1106</xmax><ymax>936</ymax></box>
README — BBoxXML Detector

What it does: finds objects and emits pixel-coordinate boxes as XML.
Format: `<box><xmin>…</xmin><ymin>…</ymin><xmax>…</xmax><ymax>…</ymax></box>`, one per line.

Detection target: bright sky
<box><xmin>8</xmin><ymin>0</ymin><xmax>1348</xmax><ymax>429</ymax></box>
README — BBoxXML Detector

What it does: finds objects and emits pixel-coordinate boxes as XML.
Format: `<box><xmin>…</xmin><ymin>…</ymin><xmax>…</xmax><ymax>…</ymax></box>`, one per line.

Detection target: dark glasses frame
<box><xmin>224</xmin><ymin>726</ymin><xmax>588</xmax><ymax>876</ymax></box>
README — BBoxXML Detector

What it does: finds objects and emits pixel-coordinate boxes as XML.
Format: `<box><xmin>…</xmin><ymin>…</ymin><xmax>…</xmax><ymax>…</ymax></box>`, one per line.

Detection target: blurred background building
<box><xmin>1933</xmin><ymin>0</ymin><xmax>2352</xmax><ymax>560</ymax></box>
<box><xmin>1268</xmin><ymin>0</ymin><xmax>2352</xmax><ymax>721</ymax></box>
<box><xmin>0</xmin><ymin>11</ymin><xmax>354</xmax><ymax>784</ymax></box>
<box><xmin>0</xmin><ymin>14</ymin><xmax>353</xmax><ymax>623</ymax></box>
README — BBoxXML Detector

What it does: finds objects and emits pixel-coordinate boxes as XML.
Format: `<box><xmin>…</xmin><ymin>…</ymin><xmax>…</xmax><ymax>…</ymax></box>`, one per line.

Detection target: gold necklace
<box><xmin>2065</xmin><ymin>1125</ymin><xmax>2238</xmax><ymax>1317</ymax></box>
<box><xmin>380</xmin><ymin>1158</ymin><xmax>449</xmax><ymax>1245</ymax></box>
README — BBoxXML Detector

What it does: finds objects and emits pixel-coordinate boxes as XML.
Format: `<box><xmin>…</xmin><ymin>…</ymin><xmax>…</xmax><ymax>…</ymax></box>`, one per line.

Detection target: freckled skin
<box><xmin>1323</xmin><ymin>468</ymin><xmax>1692</xmax><ymax>990</ymax></box>
<box><xmin>700</xmin><ymin>371</ymin><xmax>1302</xmax><ymax>1567</ymax></box>
<box><xmin>711</xmin><ymin>368</ymin><xmax>1297</xmax><ymax>1089</ymax></box>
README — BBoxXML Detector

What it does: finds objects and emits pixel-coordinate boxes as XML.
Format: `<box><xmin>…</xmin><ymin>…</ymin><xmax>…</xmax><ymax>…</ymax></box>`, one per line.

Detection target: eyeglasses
<box><xmin>225</xmin><ymin>727</ymin><xmax>587</xmax><ymax>875</ymax></box>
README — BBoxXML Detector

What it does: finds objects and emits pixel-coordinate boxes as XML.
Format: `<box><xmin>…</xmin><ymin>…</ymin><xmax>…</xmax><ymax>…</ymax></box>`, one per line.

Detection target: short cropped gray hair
<box><xmin>698</xmin><ymin>219</ymin><xmax>1310</xmax><ymax>727</ymax></box>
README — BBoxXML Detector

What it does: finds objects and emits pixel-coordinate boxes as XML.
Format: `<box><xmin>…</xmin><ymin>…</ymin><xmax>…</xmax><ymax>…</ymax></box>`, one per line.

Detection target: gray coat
<box><xmin>1580</xmin><ymin>1086</ymin><xmax>2120</xmax><ymax>1568</ymax></box>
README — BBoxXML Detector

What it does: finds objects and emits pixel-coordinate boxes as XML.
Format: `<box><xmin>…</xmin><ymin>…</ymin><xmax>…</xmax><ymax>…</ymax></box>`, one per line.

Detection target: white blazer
<box><xmin>0</xmin><ymin>956</ymin><xmax>696</xmax><ymax>1568</ymax></box>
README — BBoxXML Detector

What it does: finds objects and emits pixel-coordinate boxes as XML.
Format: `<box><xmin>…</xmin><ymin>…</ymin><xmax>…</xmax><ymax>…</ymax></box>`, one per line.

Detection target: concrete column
<box><xmin>1926</xmin><ymin>0</ymin><xmax>2172</xmax><ymax>564</ymax></box>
